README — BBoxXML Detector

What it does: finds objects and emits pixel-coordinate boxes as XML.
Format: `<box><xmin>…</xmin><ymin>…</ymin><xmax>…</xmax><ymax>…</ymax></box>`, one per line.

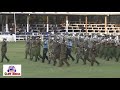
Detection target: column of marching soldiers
<box><xmin>25</xmin><ymin>33</ymin><xmax>120</xmax><ymax>67</ymax></box>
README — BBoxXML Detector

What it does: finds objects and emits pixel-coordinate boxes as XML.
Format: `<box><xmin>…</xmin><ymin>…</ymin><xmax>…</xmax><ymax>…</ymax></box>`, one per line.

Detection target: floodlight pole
<box><xmin>46</xmin><ymin>16</ymin><xmax>49</xmax><ymax>32</ymax></box>
<box><xmin>13</xmin><ymin>13</ymin><xmax>17</xmax><ymax>42</ymax></box>
<box><xmin>105</xmin><ymin>15</ymin><xmax>107</xmax><ymax>34</ymax></box>
<box><xmin>1</xmin><ymin>15</ymin><xmax>4</xmax><ymax>32</ymax></box>
<box><xmin>66</xmin><ymin>16</ymin><xmax>68</xmax><ymax>32</ymax></box>
<box><xmin>6</xmin><ymin>15</ymin><xmax>8</xmax><ymax>32</ymax></box>
<box><xmin>27</xmin><ymin>15</ymin><xmax>30</xmax><ymax>32</ymax></box>
<box><xmin>85</xmin><ymin>16</ymin><xmax>88</xmax><ymax>33</ymax></box>
<box><xmin>14</xmin><ymin>13</ymin><xmax>16</xmax><ymax>35</ymax></box>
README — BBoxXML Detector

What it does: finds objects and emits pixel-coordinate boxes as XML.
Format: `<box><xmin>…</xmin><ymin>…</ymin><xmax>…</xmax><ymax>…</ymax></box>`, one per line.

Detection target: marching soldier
<box><xmin>25</xmin><ymin>36</ymin><xmax>31</xmax><ymax>59</ymax></box>
<box><xmin>30</xmin><ymin>37</ymin><xmax>38</xmax><ymax>62</ymax></box>
<box><xmin>103</xmin><ymin>41</ymin><xmax>108</xmax><ymax>59</ymax></box>
<box><xmin>0</xmin><ymin>38</ymin><xmax>10</xmax><ymax>62</ymax></box>
<box><xmin>90</xmin><ymin>41</ymin><xmax>100</xmax><ymax>66</ymax></box>
<box><xmin>48</xmin><ymin>38</ymin><xmax>54</xmax><ymax>64</ymax></box>
<box><xmin>66</xmin><ymin>38</ymin><xmax>75</xmax><ymax>61</ymax></box>
<box><xmin>52</xmin><ymin>37</ymin><xmax>61</xmax><ymax>66</ymax></box>
<box><xmin>106</xmin><ymin>41</ymin><xmax>112</xmax><ymax>61</ymax></box>
<box><xmin>83</xmin><ymin>39</ymin><xmax>91</xmax><ymax>65</ymax></box>
<box><xmin>36</xmin><ymin>37</ymin><xmax>43</xmax><ymax>60</ymax></box>
<box><xmin>29</xmin><ymin>36</ymin><xmax>33</xmax><ymax>60</ymax></box>
<box><xmin>59</xmin><ymin>38</ymin><xmax>70</xmax><ymax>67</ymax></box>
<box><xmin>115</xmin><ymin>43</ymin><xmax>120</xmax><ymax>62</ymax></box>
<box><xmin>99</xmin><ymin>41</ymin><xmax>106</xmax><ymax>58</ymax></box>
<box><xmin>75</xmin><ymin>42</ymin><xmax>84</xmax><ymax>64</ymax></box>
<box><xmin>42</xmin><ymin>37</ymin><xmax>49</xmax><ymax>63</ymax></box>
<box><xmin>106</xmin><ymin>40</ymin><xmax>115</xmax><ymax>61</ymax></box>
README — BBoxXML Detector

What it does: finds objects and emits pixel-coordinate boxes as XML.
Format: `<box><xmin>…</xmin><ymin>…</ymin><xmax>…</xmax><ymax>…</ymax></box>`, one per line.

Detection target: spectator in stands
<box><xmin>80</xmin><ymin>26</ymin><xmax>85</xmax><ymax>32</ymax></box>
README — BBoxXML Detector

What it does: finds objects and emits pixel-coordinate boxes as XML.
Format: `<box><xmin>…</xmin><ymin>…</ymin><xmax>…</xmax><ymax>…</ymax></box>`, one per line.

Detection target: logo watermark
<box><xmin>3</xmin><ymin>64</ymin><xmax>21</xmax><ymax>76</ymax></box>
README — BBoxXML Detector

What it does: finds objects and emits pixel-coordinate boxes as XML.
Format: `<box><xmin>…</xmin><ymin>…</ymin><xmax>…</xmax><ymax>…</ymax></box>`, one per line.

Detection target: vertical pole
<box><xmin>1</xmin><ymin>15</ymin><xmax>4</xmax><ymax>32</ymax></box>
<box><xmin>46</xmin><ymin>16</ymin><xmax>49</xmax><ymax>32</ymax></box>
<box><xmin>85</xmin><ymin>16</ymin><xmax>88</xmax><ymax>33</ymax></box>
<box><xmin>66</xmin><ymin>16</ymin><xmax>68</xmax><ymax>32</ymax></box>
<box><xmin>27</xmin><ymin>15</ymin><xmax>30</xmax><ymax>32</ymax></box>
<box><xmin>14</xmin><ymin>13</ymin><xmax>16</xmax><ymax>35</ymax></box>
<box><xmin>0</xmin><ymin>15</ymin><xmax>2</xmax><ymax>31</ymax></box>
<box><xmin>105</xmin><ymin>15</ymin><xmax>107</xmax><ymax>34</ymax></box>
<box><xmin>2</xmin><ymin>15</ymin><xmax>4</xmax><ymax>32</ymax></box>
<box><xmin>13</xmin><ymin>13</ymin><xmax>16</xmax><ymax>42</ymax></box>
<box><xmin>6</xmin><ymin>15</ymin><xmax>8</xmax><ymax>32</ymax></box>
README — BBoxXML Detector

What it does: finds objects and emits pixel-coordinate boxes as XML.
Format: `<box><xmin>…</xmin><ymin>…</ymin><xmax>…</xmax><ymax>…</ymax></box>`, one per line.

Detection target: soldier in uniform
<box><xmin>75</xmin><ymin>42</ymin><xmax>84</xmax><ymax>64</ymax></box>
<box><xmin>83</xmin><ymin>39</ymin><xmax>91</xmax><ymax>65</ymax></box>
<box><xmin>90</xmin><ymin>41</ymin><xmax>100</xmax><ymax>66</ymax></box>
<box><xmin>99</xmin><ymin>41</ymin><xmax>106</xmax><ymax>58</ymax></box>
<box><xmin>42</xmin><ymin>37</ymin><xmax>49</xmax><ymax>63</ymax></box>
<box><xmin>0</xmin><ymin>38</ymin><xmax>10</xmax><ymax>62</ymax></box>
<box><xmin>30</xmin><ymin>37</ymin><xmax>38</xmax><ymax>62</ymax></box>
<box><xmin>106</xmin><ymin>41</ymin><xmax>112</xmax><ymax>61</ymax></box>
<box><xmin>96</xmin><ymin>42</ymin><xmax>101</xmax><ymax>57</ymax></box>
<box><xmin>115</xmin><ymin>43</ymin><xmax>120</xmax><ymax>62</ymax></box>
<box><xmin>48</xmin><ymin>38</ymin><xmax>54</xmax><ymax>64</ymax></box>
<box><xmin>36</xmin><ymin>36</ymin><xmax>43</xmax><ymax>60</ymax></box>
<box><xmin>25</xmin><ymin>36</ymin><xmax>31</xmax><ymax>59</ymax></box>
<box><xmin>59</xmin><ymin>38</ymin><xmax>69</xmax><ymax>67</ymax></box>
<box><xmin>29</xmin><ymin>36</ymin><xmax>33</xmax><ymax>60</ymax></box>
<box><xmin>106</xmin><ymin>40</ymin><xmax>115</xmax><ymax>61</ymax></box>
<box><xmin>51</xmin><ymin>37</ymin><xmax>61</xmax><ymax>66</ymax></box>
<box><xmin>66</xmin><ymin>38</ymin><xmax>75</xmax><ymax>61</ymax></box>
<box><xmin>103</xmin><ymin>41</ymin><xmax>108</xmax><ymax>59</ymax></box>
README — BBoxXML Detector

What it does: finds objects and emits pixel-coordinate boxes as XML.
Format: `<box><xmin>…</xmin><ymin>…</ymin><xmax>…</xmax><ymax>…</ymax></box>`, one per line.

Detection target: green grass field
<box><xmin>0</xmin><ymin>41</ymin><xmax>120</xmax><ymax>78</ymax></box>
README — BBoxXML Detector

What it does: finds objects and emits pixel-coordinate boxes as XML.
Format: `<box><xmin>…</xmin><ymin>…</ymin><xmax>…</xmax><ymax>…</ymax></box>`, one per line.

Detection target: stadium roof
<box><xmin>0</xmin><ymin>12</ymin><xmax>120</xmax><ymax>15</ymax></box>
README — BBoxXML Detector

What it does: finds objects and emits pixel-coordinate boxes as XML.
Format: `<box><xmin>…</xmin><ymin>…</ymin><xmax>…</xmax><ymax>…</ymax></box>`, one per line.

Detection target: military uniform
<box><xmin>30</xmin><ymin>39</ymin><xmax>38</xmax><ymax>62</ymax></box>
<box><xmin>75</xmin><ymin>42</ymin><xmax>84</xmax><ymax>64</ymax></box>
<box><xmin>52</xmin><ymin>39</ymin><xmax>61</xmax><ymax>66</ymax></box>
<box><xmin>48</xmin><ymin>39</ymin><xmax>54</xmax><ymax>64</ymax></box>
<box><xmin>90</xmin><ymin>42</ymin><xmax>100</xmax><ymax>66</ymax></box>
<box><xmin>103</xmin><ymin>41</ymin><xmax>108</xmax><ymax>59</ymax></box>
<box><xmin>66</xmin><ymin>39</ymin><xmax>75</xmax><ymax>61</ymax></box>
<box><xmin>42</xmin><ymin>38</ymin><xmax>49</xmax><ymax>63</ymax></box>
<box><xmin>59</xmin><ymin>39</ymin><xmax>70</xmax><ymax>67</ymax></box>
<box><xmin>83</xmin><ymin>40</ymin><xmax>91</xmax><ymax>65</ymax></box>
<box><xmin>106</xmin><ymin>40</ymin><xmax>116</xmax><ymax>61</ymax></box>
<box><xmin>0</xmin><ymin>38</ymin><xmax>10</xmax><ymax>62</ymax></box>
<box><xmin>29</xmin><ymin>37</ymin><xmax>33</xmax><ymax>60</ymax></box>
<box><xmin>36</xmin><ymin>37</ymin><xmax>43</xmax><ymax>60</ymax></box>
<box><xmin>106</xmin><ymin>42</ymin><xmax>112</xmax><ymax>61</ymax></box>
<box><xmin>96</xmin><ymin>42</ymin><xmax>101</xmax><ymax>57</ymax></box>
<box><xmin>25</xmin><ymin>37</ymin><xmax>31</xmax><ymax>59</ymax></box>
<box><xmin>115</xmin><ymin>44</ymin><xmax>120</xmax><ymax>62</ymax></box>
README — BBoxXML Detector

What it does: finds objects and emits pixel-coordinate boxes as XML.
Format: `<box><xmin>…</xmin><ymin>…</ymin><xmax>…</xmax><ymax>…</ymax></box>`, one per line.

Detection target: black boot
<box><xmin>42</xmin><ymin>60</ymin><xmax>45</xmax><ymax>63</ymax></box>
<box><xmin>0</xmin><ymin>61</ymin><xmax>3</xmax><ymax>63</ymax></box>
<box><xmin>7</xmin><ymin>59</ymin><xmax>10</xmax><ymax>62</ymax></box>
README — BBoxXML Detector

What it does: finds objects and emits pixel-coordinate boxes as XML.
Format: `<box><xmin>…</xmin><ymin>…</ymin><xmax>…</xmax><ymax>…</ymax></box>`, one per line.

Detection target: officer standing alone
<box><xmin>0</xmin><ymin>38</ymin><xmax>10</xmax><ymax>62</ymax></box>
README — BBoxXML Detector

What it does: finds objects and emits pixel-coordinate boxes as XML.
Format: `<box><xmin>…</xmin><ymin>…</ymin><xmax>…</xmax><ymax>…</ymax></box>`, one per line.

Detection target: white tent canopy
<box><xmin>0</xmin><ymin>12</ymin><xmax>120</xmax><ymax>15</ymax></box>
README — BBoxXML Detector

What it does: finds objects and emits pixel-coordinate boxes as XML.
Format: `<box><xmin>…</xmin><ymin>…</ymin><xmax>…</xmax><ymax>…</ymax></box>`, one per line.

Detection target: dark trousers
<box><xmin>66</xmin><ymin>48</ymin><xmax>75</xmax><ymax>61</ymax></box>
<box><xmin>42</xmin><ymin>48</ymin><xmax>48</xmax><ymax>62</ymax></box>
<box><xmin>1</xmin><ymin>52</ymin><xmax>9</xmax><ymax>62</ymax></box>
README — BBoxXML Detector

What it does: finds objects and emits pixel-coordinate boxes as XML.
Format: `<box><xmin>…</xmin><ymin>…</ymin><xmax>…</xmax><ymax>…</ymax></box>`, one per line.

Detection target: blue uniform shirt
<box><xmin>43</xmin><ymin>40</ymin><xmax>48</xmax><ymax>48</ymax></box>
<box><xmin>67</xmin><ymin>41</ymin><xmax>72</xmax><ymax>48</ymax></box>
